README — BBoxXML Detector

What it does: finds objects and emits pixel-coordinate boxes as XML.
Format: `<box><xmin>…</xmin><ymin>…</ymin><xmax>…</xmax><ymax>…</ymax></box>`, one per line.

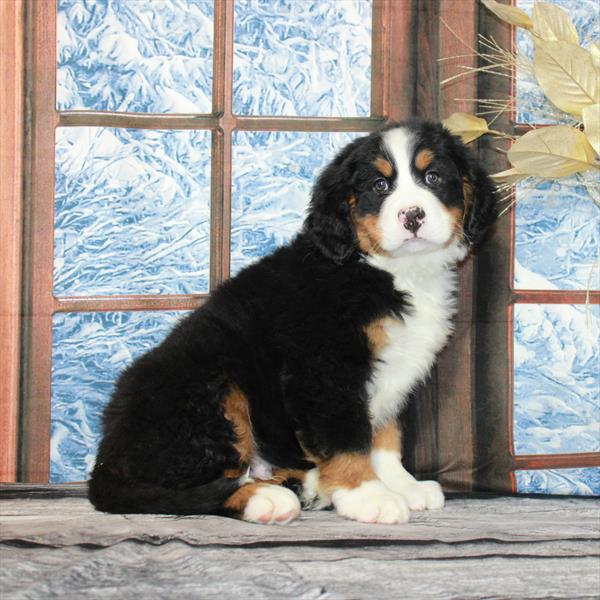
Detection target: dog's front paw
<box><xmin>332</xmin><ymin>480</ymin><xmax>410</xmax><ymax>524</ymax></box>
<box><xmin>387</xmin><ymin>479</ymin><xmax>445</xmax><ymax>511</ymax></box>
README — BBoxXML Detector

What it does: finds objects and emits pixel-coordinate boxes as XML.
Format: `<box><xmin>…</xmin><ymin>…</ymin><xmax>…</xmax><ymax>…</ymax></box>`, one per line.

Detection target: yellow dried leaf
<box><xmin>533</xmin><ymin>39</ymin><xmax>599</xmax><ymax>116</ymax></box>
<box><xmin>590</xmin><ymin>42</ymin><xmax>600</xmax><ymax>69</ymax></box>
<box><xmin>481</xmin><ymin>0</ymin><xmax>533</xmax><ymax>30</ymax></box>
<box><xmin>490</xmin><ymin>168</ymin><xmax>526</xmax><ymax>184</ymax></box>
<box><xmin>532</xmin><ymin>2</ymin><xmax>578</xmax><ymax>43</ymax></box>
<box><xmin>507</xmin><ymin>125</ymin><xmax>598</xmax><ymax>177</ymax></box>
<box><xmin>442</xmin><ymin>112</ymin><xmax>490</xmax><ymax>144</ymax></box>
<box><xmin>583</xmin><ymin>104</ymin><xmax>600</xmax><ymax>156</ymax></box>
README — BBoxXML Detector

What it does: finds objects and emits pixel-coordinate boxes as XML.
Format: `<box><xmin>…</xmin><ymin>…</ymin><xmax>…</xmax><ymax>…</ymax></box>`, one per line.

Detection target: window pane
<box><xmin>51</xmin><ymin>311</ymin><xmax>185</xmax><ymax>483</ymax></box>
<box><xmin>57</xmin><ymin>0</ymin><xmax>214</xmax><ymax>113</ymax></box>
<box><xmin>513</xmin><ymin>304</ymin><xmax>600</xmax><ymax>455</ymax></box>
<box><xmin>233</xmin><ymin>0</ymin><xmax>372</xmax><ymax>116</ymax></box>
<box><xmin>515</xmin><ymin>468</ymin><xmax>600</xmax><ymax>496</ymax></box>
<box><xmin>231</xmin><ymin>130</ymin><xmax>362</xmax><ymax>273</ymax></box>
<box><xmin>514</xmin><ymin>177</ymin><xmax>600</xmax><ymax>291</ymax></box>
<box><xmin>515</xmin><ymin>0</ymin><xmax>599</xmax><ymax>124</ymax></box>
<box><xmin>54</xmin><ymin>127</ymin><xmax>211</xmax><ymax>296</ymax></box>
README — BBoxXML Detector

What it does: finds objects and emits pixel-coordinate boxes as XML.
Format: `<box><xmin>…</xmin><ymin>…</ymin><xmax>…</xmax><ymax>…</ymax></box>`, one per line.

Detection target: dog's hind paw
<box><xmin>242</xmin><ymin>484</ymin><xmax>301</xmax><ymax>525</ymax></box>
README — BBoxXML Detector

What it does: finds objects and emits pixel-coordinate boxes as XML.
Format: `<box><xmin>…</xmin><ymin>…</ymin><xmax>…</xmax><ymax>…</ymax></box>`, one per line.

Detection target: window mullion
<box><xmin>21</xmin><ymin>0</ymin><xmax>58</xmax><ymax>482</ymax></box>
<box><xmin>514</xmin><ymin>453</ymin><xmax>600</xmax><ymax>470</ymax></box>
<box><xmin>53</xmin><ymin>295</ymin><xmax>208</xmax><ymax>313</ymax></box>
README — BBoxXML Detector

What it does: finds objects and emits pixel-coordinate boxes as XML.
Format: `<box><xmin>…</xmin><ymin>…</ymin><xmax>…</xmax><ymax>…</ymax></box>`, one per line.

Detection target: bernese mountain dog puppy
<box><xmin>89</xmin><ymin>119</ymin><xmax>496</xmax><ymax>525</ymax></box>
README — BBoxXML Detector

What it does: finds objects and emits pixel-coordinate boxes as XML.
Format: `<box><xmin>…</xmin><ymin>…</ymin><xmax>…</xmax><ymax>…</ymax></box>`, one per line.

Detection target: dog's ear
<box><xmin>441</xmin><ymin>124</ymin><xmax>497</xmax><ymax>246</ymax></box>
<box><xmin>303</xmin><ymin>138</ymin><xmax>364</xmax><ymax>263</ymax></box>
<box><xmin>462</xmin><ymin>155</ymin><xmax>497</xmax><ymax>246</ymax></box>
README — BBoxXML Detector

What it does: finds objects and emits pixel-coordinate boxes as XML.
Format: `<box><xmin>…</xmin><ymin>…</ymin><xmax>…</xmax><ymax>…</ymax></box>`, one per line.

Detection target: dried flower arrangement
<box><xmin>441</xmin><ymin>0</ymin><xmax>600</xmax><ymax>213</ymax></box>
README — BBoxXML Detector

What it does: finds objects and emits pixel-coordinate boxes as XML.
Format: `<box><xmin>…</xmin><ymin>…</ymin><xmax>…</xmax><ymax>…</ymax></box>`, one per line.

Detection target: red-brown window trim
<box><xmin>474</xmin><ymin>4</ymin><xmax>600</xmax><ymax>494</ymax></box>
<box><xmin>11</xmin><ymin>0</ymin><xmax>488</xmax><ymax>487</ymax></box>
<box><xmin>18</xmin><ymin>0</ymin><xmax>414</xmax><ymax>482</ymax></box>
<box><xmin>507</xmin><ymin>3</ymin><xmax>600</xmax><ymax>480</ymax></box>
<box><xmin>0</xmin><ymin>0</ymin><xmax>25</xmax><ymax>483</ymax></box>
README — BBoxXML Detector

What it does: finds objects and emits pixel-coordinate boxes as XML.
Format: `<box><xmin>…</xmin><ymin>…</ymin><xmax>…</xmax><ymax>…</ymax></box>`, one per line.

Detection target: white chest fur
<box><xmin>366</xmin><ymin>244</ymin><xmax>466</xmax><ymax>428</ymax></box>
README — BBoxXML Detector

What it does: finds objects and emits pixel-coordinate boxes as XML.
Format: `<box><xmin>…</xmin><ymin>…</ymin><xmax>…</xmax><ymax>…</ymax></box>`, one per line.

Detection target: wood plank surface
<box><xmin>1</xmin><ymin>496</ymin><xmax>598</xmax><ymax>548</ymax></box>
<box><xmin>1</xmin><ymin>496</ymin><xmax>598</xmax><ymax>599</ymax></box>
<box><xmin>2</xmin><ymin>543</ymin><xmax>598</xmax><ymax>600</ymax></box>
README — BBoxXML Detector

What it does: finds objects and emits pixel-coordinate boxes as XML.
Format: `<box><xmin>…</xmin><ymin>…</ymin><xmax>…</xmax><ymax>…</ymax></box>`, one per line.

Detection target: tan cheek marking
<box><xmin>374</xmin><ymin>157</ymin><xmax>393</xmax><ymax>178</ymax></box>
<box><xmin>223</xmin><ymin>386</ymin><xmax>255</xmax><ymax>464</ymax></box>
<box><xmin>349</xmin><ymin>193</ymin><xmax>388</xmax><ymax>257</ymax></box>
<box><xmin>318</xmin><ymin>453</ymin><xmax>377</xmax><ymax>492</ymax></box>
<box><xmin>415</xmin><ymin>149</ymin><xmax>434</xmax><ymax>171</ymax></box>
<box><xmin>442</xmin><ymin>204</ymin><xmax>466</xmax><ymax>246</ymax></box>
<box><xmin>373</xmin><ymin>421</ymin><xmax>401</xmax><ymax>453</ymax></box>
<box><xmin>354</xmin><ymin>213</ymin><xmax>388</xmax><ymax>256</ymax></box>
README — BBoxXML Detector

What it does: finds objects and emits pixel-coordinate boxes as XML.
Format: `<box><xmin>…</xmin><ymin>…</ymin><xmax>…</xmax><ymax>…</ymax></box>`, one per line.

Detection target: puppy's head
<box><xmin>303</xmin><ymin>120</ymin><xmax>497</xmax><ymax>263</ymax></box>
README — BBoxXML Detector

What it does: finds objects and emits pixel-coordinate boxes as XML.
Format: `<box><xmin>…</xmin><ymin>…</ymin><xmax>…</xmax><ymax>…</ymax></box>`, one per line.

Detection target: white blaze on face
<box><xmin>379</xmin><ymin>128</ymin><xmax>457</xmax><ymax>256</ymax></box>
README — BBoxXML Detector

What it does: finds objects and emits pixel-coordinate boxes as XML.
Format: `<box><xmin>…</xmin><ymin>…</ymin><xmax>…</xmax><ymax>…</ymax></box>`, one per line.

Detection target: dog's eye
<box><xmin>373</xmin><ymin>178</ymin><xmax>389</xmax><ymax>192</ymax></box>
<box><xmin>424</xmin><ymin>171</ymin><xmax>440</xmax><ymax>186</ymax></box>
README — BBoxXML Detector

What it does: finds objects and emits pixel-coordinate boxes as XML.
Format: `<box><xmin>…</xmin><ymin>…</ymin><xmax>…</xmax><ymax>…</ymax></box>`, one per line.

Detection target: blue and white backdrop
<box><xmin>51</xmin><ymin>0</ymin><xmax>598</xmax><ymax>495</ymax></box>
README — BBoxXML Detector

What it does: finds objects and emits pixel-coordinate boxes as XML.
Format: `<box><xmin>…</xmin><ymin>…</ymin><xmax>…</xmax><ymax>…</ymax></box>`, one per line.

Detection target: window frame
<box><xmin>474</xmin><ymin>3</ymin><xmax>600</xmax><ymax>494</ymax></box>
<box><xmin>8</xmin><ymin>0</ymin><xmax>486</xmax><ymax>486</ymax></box>
<box><xmin>0</xmin><ymin>0</ymin><xmax>25</xmax><ymax>484</ymax></box>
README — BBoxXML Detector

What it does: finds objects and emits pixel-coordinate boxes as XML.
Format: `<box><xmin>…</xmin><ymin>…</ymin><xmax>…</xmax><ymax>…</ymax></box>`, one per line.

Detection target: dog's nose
<box><xmin>399</xmin><ymin>206</ymin><xmax>426</xmax><ymax>234</ymax></box>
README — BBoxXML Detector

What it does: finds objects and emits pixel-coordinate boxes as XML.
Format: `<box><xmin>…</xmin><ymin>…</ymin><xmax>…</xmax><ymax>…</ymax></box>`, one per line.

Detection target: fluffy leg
<box><xmin>319</xmin><ymin>453</ymin><xmax>409</xmax><ymax>524</ymax></box>
<box><xmin>372</xmin><ymin>421</ymin><xmax>444</xmax><ymax>511</ymax></box>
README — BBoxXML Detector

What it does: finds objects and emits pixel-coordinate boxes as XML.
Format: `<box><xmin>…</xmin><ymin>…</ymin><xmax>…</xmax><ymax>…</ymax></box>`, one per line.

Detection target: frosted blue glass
<box><xmin>515</xmin><ymin>468</ymin><xmax>600</xmax><ymax>496</ymax></box>
<box><xmin>514</xmin><ymin>177</ymin><xmax>600</xmax><ymax>291</ymax></box>
<box><xmin>233</xmin><ymin>0</ymin><xmax>372</xmax><ymax>116</ymax></box>
<box><xmin>513</xmin><ymin>304</ymin><xmax>600</xmax><ymax>455</ymax></box>
<box><xmin>50</xmin><ymin>311</ymin><xmax>185</xmax><ymax>483</ymax></box>
<box><xmin>54</xmin><ymin>127</ymin><xmax>211</xmax><ymax>296</ymax></box>
<box><xmin>515</xmin><ymin>0</ymin><xmax>599</xmax><ymax>124</ymax></box>
<box><xmin>57</xmin><ymin>0</ymin><xmax>214</xmax><ymax>113</ymax></box>
<box><xmin>231</xmin><ymin>130</ymin><xmax>362</xmax><ymax>273</ymax></box>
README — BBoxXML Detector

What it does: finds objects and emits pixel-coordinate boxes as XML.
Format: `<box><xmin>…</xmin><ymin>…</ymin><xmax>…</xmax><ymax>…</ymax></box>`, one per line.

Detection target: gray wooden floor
<box><xmin>1</xmin><ymin>485</ymin><xmax>599</xmax><ymax>599</ymax></box>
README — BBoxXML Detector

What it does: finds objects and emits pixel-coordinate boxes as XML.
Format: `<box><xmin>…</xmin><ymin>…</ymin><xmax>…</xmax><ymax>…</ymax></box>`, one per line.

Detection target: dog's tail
<box><xmin>88</xmin><ymin>464</ymin><xmax>241</xmax><ymax>516</ymax></box>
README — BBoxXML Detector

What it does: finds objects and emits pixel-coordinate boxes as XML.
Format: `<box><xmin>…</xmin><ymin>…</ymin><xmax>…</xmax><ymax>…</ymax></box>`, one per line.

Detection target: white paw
<box><xmin>243</xmin><ymin>485</ymin><xmax>301</xmax><ymax>525</ymax></box>
<box><xmin>332</xmin><ymin>480</ymin><xmax>410</xmax><ymax>524</ymax></box>
<box><xmin>388</xmin><ymin>480</ymin><xmax>445</xmax><ymax>511</ymax></box>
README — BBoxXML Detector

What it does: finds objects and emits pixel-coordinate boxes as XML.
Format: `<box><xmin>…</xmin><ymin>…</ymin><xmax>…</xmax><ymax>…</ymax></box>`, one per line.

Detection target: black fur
<box><xmin>88</xmin><ymin>120</ymin><xmax>496</xmax><ymax>516</ymax></box>
<box><xmin>405</xmin><ymin>119</ymin><xmax>497</xmax><ymax>245</ymax></box>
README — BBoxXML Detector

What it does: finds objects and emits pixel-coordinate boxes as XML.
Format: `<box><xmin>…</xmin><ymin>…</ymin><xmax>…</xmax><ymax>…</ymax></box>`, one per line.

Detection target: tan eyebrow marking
<box><xmin>373</xmin><ymin>157</ymin><xmax>393</xmax><ymax>178</ymax></box>
<box><xmin>415</xmin><ymin>149</ymin><xmax>434</xmax><ymax>171</ymax></box>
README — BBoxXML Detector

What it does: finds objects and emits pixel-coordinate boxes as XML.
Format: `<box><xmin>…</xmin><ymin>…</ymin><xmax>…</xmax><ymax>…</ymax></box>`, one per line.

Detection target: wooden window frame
<box><xmin>6</xmin><ymin>0</ymin><xmax>484</xmax><ymax>486</ymax></box>
<box><xmin>0</xmin><ymin>0</ymin><xmax>25</xmax><ymax>483</ymax></box>
<box><xmin>474</xmin><ymin>5</ymin><xmax>600</xmax><ymax>494</ymax></box>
